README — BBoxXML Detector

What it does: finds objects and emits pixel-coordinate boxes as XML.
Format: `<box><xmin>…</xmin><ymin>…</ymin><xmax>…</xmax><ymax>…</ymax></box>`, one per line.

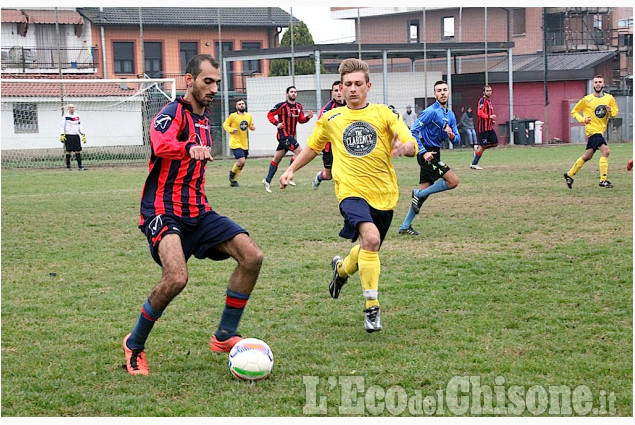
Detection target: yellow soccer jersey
<box><xmin>307</xmin><ymin>103</ymin><xmax>417</xmax><ymax>211</ymax></box>
<box><xmin>223</xmin><ymin>112</ymin><xmax>253</xmax><ymax>150</ymax></box>
<box><xmin>571</xmin><ymin>93</ymin><xmax>618</xmax><ymax>138</ymax></box>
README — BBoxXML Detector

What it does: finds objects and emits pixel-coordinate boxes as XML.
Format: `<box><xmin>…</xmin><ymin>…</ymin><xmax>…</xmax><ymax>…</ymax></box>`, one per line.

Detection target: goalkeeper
<box><xmin>60</xmin><ymin>104</ymin><xmax>87</xmax><ymax>171</ymax></box>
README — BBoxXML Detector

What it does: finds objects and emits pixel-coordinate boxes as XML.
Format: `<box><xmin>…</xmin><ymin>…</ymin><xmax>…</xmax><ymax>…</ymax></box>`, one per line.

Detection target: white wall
<box><xmin>244</xmin><ymin>71</ymin><xmax>442</xmax><ymax>156</ymax></box>
<box><xmin>1</xmin><ymin>97</ymin><xmax>144</xmax><ymax>150</ymax></box>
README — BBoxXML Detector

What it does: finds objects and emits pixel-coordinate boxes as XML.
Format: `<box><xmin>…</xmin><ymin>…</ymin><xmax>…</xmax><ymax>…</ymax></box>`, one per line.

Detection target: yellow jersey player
<box><xmin>279</xmin><ymin>58</ymin><xmax>417</xmax><ymax>333</ymax></box>
<box><xmin>564</xmin><ymin>75</ymin><xmax>618</xmax><ymax>189</ymax></box>
<box><xmin>223</xmin><ymin>99</ymin><xmax>255</xmax><ymax>187</ymax></box>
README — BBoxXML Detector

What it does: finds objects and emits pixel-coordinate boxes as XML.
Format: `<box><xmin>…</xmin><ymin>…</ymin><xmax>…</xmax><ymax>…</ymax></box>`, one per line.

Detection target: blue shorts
<box><xmin>277</xmin><ymin>136</ymin><xmax>299</xmax><ymax>152</ymax></box>
<box><xmin>231</xmin><ymin>148</ymin><xmax>249</xmax><ymax>160</ymax></box>
<box><xmin>338</xmin><ymin>197</ymin><xmax>393</xmax><ymax>245</ymax></box>
<box><xmin>586</xmin><ymin>134</ymin><xmax>607</xmax><ymax>151</ymax></box>
<box><xmin>141</xmin><ymin>211</ymin><xmax>248</xmax><ymax>266</ymax></box>
<box><xmin>478</xmin><ymin>130</ymin><xmax>498</xmax><ymax>147</ymax></box>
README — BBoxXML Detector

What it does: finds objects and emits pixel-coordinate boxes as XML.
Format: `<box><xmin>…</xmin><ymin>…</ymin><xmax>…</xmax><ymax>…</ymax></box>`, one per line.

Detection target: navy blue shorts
<box><xmin>141</xmin><ymin>211</ymin><xmax>248</xmax><ymax>266</ymax></box>
<box><xmin>417</xmin><ymin>150</ymin><xmax>450</xmax><ymax>184</ymax></box>
<box><xmin>586</xmin><ymin>134</ymin><xmax>607</xmax><ymax>151</ymax></box>
<box><xmin>277</xmin><ymin>136</ymin><xmax>299</xmax><ymax>152</ymax></box>
<box><xmin>338</xmin><ymin>197</ymin><xmax>393</xmax><ymax>245</ymax></box>
<box><xmin>231</xmin><ymin>148</ymin><xmax>249</xmax><ymax>160</ymax></box>
<box><xmin>478</xmin><ymin>130</ymin><xmax>498</xmax><ymax>148</ymax></box>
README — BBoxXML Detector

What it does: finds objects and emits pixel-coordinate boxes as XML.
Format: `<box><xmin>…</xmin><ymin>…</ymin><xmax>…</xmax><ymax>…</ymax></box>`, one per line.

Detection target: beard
<box><xmin>237</xmin><ymin>107</ymin><xmax>246</xmax><ymax>112</ymax></box>
<box><xmin>192</xmin><ymin>83</ymin><xmax>214</xmax><ymax>107</ymax></box>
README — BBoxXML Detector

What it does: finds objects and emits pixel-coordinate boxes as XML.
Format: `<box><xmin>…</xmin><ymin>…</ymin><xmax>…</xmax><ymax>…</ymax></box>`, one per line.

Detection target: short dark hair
<box><xmin>434</xmin><ymin>80</ymin><xmax>447</xmax><ymax>89</ymax></box>
<box><xmin>483</xmin><ymin>84</ymin><xmax>492</xmax><ymax>92</ymax></box>
<box><xmin>331</xmin><ymin>80</ymin><xmax>341</xmax><ymax>89</ymax></box>
<box><xmin>286</xmin><ymin>86</ymin><xmax>297</xmax><ymax>94</ymax></box>
<box><xmin>186</xmin><ymin>54</ymin><xmax>219</xmax><ymax>79</ymax></box>
<box><xmin>593</xmin><ymin>74</ymin><xmax>604</xmax><ymax>81</ymax></box>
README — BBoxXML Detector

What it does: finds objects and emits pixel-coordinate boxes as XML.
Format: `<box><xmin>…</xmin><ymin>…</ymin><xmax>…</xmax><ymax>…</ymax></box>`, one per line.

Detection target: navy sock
<box><xmin>215</xmin><ymin>289</ymin><xmax>250</xmax><ymax>341</ymax></box>
<box><xmin>265</xmin><ymin>161</ymin><xmax>278</xmax><ymax>183</ymax></box>
<box><xmin>127</xmin><ymin>300</ymin><xmax>163</xmax><ymax>350</ymax></box>
<box><xmin>472</xmin><ymin>151</ymin><xmax>482</xmax><ymax>165</ymax></box>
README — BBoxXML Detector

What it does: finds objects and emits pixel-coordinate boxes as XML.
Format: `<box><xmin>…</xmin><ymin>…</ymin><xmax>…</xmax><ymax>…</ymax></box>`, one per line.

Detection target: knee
<box><xmin>447</xmin><ymin>176</ymin><xmax>459</xmax><ymax>189</ymax></box>
<box><xmin>164</xmin><ymin>268</ymin><xmax>188</xmax><ymax>294</ymax></box>
<box><xmin>241</xmin><ymin>247</ymin><xmax>264</xmax><ymax>273</ymax></box>
<box><xmin>363</xmin><ymin>234</ymin><xmax>381</xmax><ymax>251</ymax></box>
<box><xmin>237</xmin><ymin>158</ymin><xmax>246</xmax><ymax>168</ymax></box>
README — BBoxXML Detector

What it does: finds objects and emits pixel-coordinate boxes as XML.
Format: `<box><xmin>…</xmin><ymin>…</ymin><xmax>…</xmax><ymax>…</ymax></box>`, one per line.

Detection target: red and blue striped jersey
<box><xmin>477</xmin><ymin>96</ymin><xmax>495</xmax><ymax>133</ymax></box>
<box><xmin>318</xmin><ymin>99</ymin><xmax>345</xmax><ymax>153</ymax></box>
<box><xmin>267</xmin><ymin>101</ymin><xmax>310</xmax><ymax>140</ymax></box>
<box><xmin>139</xmin><ymin>96</ymin><xmax>212</xmax><ymax>227</ymax></box>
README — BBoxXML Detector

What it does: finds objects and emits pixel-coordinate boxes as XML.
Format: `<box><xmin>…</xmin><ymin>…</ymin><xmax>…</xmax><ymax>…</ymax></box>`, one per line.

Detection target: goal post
<box><xmin>1</xmin><ymin>78</ymin><xmax>176</xmax><ymax>168</ymax></box>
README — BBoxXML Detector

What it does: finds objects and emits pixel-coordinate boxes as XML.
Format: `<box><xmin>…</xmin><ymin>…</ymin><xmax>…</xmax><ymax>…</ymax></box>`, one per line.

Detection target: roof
<box><xmin>1</xmin><ymin>9</ymin><xmax>27</xmax><ymax>24</ymax></box>
<box><xmin>21</xmin><ymin>9</ymin><xmax>84</xmax><ymax>25</ymax></box>
<box><xmin>1</xmin><ymin>80</ymin><xmax>146</xmax><ymax>98</ymax></box>
<box><xmin>490</xmin><ymin>50</ymin><xmax>617</xmax><ymax>72</ymax></box>
<box><xmin>77</xmin><ymin>7</ymin><xmax>298</xmax><ymax>28</ymax></box>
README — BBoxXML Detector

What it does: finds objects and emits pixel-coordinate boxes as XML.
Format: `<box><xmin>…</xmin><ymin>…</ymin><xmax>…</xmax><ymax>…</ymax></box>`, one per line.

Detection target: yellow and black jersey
<box><xmin>571</xmin><ymin>93</ymin><xmax>618</xmax><ymax>138</ymax></box>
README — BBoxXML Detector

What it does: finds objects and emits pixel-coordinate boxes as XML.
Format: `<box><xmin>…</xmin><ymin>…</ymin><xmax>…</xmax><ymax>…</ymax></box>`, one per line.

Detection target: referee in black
<box><xmin>60</xmin><ymin>104</ymin><xmax>87</xmax><ymax>170</ymax></box>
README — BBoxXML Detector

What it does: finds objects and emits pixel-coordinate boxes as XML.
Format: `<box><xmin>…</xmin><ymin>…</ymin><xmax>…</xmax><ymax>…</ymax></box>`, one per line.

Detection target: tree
<box><xmin>269</xmin><ymin>21</ymin><xmax>327</xmax><ymax>77</ymax></box>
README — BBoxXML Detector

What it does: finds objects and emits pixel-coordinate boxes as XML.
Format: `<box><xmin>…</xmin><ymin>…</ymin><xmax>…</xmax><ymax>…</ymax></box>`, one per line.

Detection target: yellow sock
<box><xmin>568</xmin><ymin>157</ymin><xmax>586</xmax><ymax>177</ymax></box>
<box><xmin>599</xmin><ymin>157</ymin><xmax>608</xmax><ymax>181</ymax></box>
<box><xmin>358</xmin><ymin>249</ymin><xmax>380</xmax><ymax>309</ymax></box>
<box><xmin>231</xmin><ymin>163</ymin><xmax>242</xmax><ymax>177</ymax></box>
<box><xmin>339</xmin><ymin>245</ymin><xmax>360</xmax><ymax>277</ymax></box>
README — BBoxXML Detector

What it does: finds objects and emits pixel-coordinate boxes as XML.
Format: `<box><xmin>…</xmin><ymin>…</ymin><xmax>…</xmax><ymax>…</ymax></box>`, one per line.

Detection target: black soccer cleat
<box><xmin>329</xmin><ymin>255</ymin><xmax>348</xmax><ymax>299</ymax></box>
<box><xmin>599</xmin><ymin>180</ymin><xmax>614</xmax><ymax>188</ymax></box>
<box><xmin>411</xmin><ymin>190</ymin><xmax>428</xmax><ymax>214</ymax></box>
<box><xmin>398</xmin><ymin>226</ymin><xmax>419</xmax><ymax>236</ymax></box>
<box><xmin>564</xmin><ymin>173</ymin><xmax>574</xmax><ymax>189</ymax></box>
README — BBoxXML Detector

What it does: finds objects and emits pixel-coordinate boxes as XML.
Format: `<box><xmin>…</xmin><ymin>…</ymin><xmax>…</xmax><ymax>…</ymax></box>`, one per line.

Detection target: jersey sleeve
<box><xmin>570</xmin><ymin>97</ymin><xmax>586</xmax><ymax>123</ymax></box>
<box><xmin>150</xmin><ymin>104</ymin><xmax>191</xmax><ymax>159</ymax></box>
<box><xmin>297</xmin><ymin>103</ymin><xmax>310</xmax><ymax>123</ymax></box>
<box><xmin>306</xmin><ymin>115</ymin><xmax>328</xmax><ymax>154</ymax></box>
<box><xmin>60</xmin><ymin>116</ymin><xmax>66</xmax><ymax>134</ymax></box>
<box><xmin>267</xmin><ymin>103</ymin><xmax>283</xmax><ymax>125</ymax></box>
<box><xmin>222</xmin><ymin>114</ymin><xmax>233</xmax><ymax>133</ymax></box>
<box><xmin>608</xmin><ymin>95</ymin><xmax>619</xmax><ymax>118</ymax></box>
<box><xmin>477</xmin><ymin>98</ymin><xmax>489</xmax><ymax>119</ymax></box>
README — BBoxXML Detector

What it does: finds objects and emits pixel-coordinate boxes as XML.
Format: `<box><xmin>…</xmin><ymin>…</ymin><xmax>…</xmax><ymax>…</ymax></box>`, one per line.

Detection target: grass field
<box><xmin>1</xmin><ymin>143</ymin><xmax>632</xmax><ymax>417</ymax></box>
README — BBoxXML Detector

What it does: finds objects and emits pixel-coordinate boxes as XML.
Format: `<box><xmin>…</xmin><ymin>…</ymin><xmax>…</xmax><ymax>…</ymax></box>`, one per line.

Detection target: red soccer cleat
<box><xmin>122</xmin><ymin>333</ymin><xmax>149</xmax><ymax>375</ymax></box>
<box><xmin>210</xmin><ymin>334</ymin><xmax>243</xmax><ymax>353</ymax></box>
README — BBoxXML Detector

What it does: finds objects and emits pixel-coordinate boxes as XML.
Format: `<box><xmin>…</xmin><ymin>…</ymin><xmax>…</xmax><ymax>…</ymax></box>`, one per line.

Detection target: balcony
<box><xmin>1</xmin><ymin>46</ymin><xmax>98</xmax><ymax>74</ymax></box>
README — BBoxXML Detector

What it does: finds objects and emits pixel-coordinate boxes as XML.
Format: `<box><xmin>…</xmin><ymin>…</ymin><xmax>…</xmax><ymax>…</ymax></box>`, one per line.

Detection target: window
<box><xmin>13</xmin><ymin>103</ymin><xmax>38</xmax><ymax>134</ymax></box>
<box><xmin>512</xmin><ymin>9</ymin><xmax>526</xmax><ymax>36</ymax></box>
<box><xmin>241</xmin><ymin>42</ymin><xmax>261</xmax><ymax>75</ymax></box>
<box><xmin>113</xmin><ymin>42</ymin><xmax>134</xmax><ymax>74</ymax></box>
<box><xmin>408</xmin><ymin>20</ymin><xmax>419</xmax><ymax>43</ymax></box>
<box><xmin>144</xmin><ymin>42</ymin><xmax>163</xmax><ymax>78</ymax></box>
<box><xmin>180</xmin><ymin>42</ymin><xmax>198</xmax><ymax>74</ymax></box>
<box><xmin>442</xmin><ymin>16</ymin><xmax>455</xmax><ymax>40</ymax></box>
<box><xmin>216</xmin><ymin>41</ymin><xmax>234</xmax><ymax>91</ymax></box>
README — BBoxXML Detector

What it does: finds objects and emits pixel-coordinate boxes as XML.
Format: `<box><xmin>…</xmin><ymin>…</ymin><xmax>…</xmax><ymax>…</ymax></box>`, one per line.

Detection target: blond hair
<box><xmin>339</xmin><ymin>58</ymin><xmax>370</xmax><ymax>83</ymax></box>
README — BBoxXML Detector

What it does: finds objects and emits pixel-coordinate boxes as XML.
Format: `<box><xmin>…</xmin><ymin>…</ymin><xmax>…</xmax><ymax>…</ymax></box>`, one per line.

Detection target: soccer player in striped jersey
<box><xmin>564</xmin><ymin>75</ymin><xmax>619</xmax><ymax>189</ymax></box>
<box><xmin>313</xmin><ymin>80</ymin><xmax>345</xmax><ymax>190</ymax></box>
<box><xmin>470</xmin><ymin>85</ymin><xmax>498</xmax><ymax>170</ymax></box>
<box><xmin>122</xmin><ymin>54</ymin><xmax>264</xmax><ymax>375</ymax></box>
<box><xmin>262</xmin><ymin>86</ymin><xmax>313</xmax><ymax>192</ymax></box>
<box><xmin>224</xmin><ymin>99</ymin><xmax>255</xmax><ymax>187</ymax></box>
<box><xmin>279</xmin><ymin>58</ymin><xmax>417</xmax><ymax>333</ymax></box>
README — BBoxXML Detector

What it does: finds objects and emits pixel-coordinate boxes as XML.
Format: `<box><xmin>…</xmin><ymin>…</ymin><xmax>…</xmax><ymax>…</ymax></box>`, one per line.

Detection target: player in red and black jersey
<box><xmin>261</xmin><ymin>86</ymin><xmax>313</xmax><ymax>192</ymax></box>
<box><xmin>312</xmin><ymin>80</ymin><xmax>345</xmax><ymax>190</ymax></box>
<box><xmin>123</xmin><ymin>54</ymin><xmax>264</xmax><ymax>376</ymax></box>
<box><xmin>470</xmin><ymin>85</ymin><xmax>499</xmax><ymax>170</ymax></box>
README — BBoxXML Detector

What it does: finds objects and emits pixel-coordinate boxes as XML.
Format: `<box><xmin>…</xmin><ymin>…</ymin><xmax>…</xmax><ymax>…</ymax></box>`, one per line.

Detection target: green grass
<box><xmin>1</xmin><ymin>143</ymin><xmax>632</xmax><ymax>416</ymax></box>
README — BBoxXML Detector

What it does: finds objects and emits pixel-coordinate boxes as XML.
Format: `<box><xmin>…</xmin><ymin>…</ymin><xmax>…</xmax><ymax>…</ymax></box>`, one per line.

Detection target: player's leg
<box><xmin>263</xmin><ymin>147</ymin><xmax>285</xmax><ymax>192</ymax></box>
<box><xmin>598</xmin><ymin>143</ymin><xmax>612</xmax><ymax>187</ymax></box>
<box><xmin>229</xmin><ymin>149</ymin><xmax>246</xmax><ymax>186</ymax></box>
<box><xmin>65</xmin><ymin>149</ymin><xmax>72</xmax><ymax>170</ymax></box>
<box><xmin>314</xmin><ymin>148</ymin><xmax>333</xmax><ymax>190</ymax></box>
<box><xmin>211</xmin><ymin>233</ymin><xmax>263</xmax><ymax>349</ymax></box>
<box><xmin>399</xmin><ymin>181</ymin><xmax>429</xmax><ymax>234</ymax></box>
<box><xmin>124</xmin><ymin>233</ymin><xmax>188</xmax><ymax>375</ymax></box>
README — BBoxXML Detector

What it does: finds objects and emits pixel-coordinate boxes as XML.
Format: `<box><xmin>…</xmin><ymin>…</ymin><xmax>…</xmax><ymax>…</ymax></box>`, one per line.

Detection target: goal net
<box><xmin>1</xmin><ymin>78</ymin><xmax>176</xmax><ymax>168</ymax></box>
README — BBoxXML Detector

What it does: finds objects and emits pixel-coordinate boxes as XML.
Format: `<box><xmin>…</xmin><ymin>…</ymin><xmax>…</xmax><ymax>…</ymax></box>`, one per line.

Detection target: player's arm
<box><xmin>222</xmin><ymin>115</ymin><xmax>235</xmax><ymax>133</ymax></box>
<box><xmin>448</xmin><ymin>116</ymin><xmax>461</xmax><ymax>146</ymax></box>
<box><xmin>298</xmin><ymin>105</ymin><xmax>313</xmax><ymax>123</ymax></box>
<box><xmin>607</xmin><ymin>96</ymin><xmax>618</xmax><ymax>118</ymax></box>
<box><xmin>279</xmin><ymin>144</ymin><xmax>318</xmax><ymax>188</ymax></box>
<box><xmin>477</xmin><ymin>99</ymin><xmax>489</xmax><ymax>120</ymax></box>
<box><xmin>570</xmin><ymin>98</ymin><xmax>586</xmax><ymax>123</ymax></box>
<box><xmin>150</xmin><ymin>110</ymin><xmax>193</xmax><ymax>160</ymax></box>
<box><xmin>249</xmin><ymin>115</ymin><xmax>256</xmax><ymax>131</ymax></box>
<box><xmin>409</xmin><ymin>110</ymin><xmax>432</xmax><ymax>154</ymax></box>
<box><xmin>267</xmin><ymin>104</ymin><xmax>282</xmax><ymax>126</ymax></box>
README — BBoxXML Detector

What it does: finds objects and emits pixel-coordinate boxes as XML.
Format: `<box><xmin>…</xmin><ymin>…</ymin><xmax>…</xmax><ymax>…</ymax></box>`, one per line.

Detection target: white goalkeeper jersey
<box><xmin>60</xmin><ymin>113</ymin><xmax>84</xmax><ymax>135</ymax></box>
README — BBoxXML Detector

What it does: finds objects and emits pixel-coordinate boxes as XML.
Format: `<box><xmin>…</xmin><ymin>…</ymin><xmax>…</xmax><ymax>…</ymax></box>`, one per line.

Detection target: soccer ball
<box><xmin>228</xmin><ymin>338</ymin><xmax>274</xmax><ymax>381</ymax></box>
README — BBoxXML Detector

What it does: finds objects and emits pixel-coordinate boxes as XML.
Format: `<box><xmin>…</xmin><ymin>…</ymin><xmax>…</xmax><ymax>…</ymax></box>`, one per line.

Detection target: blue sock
<box><xmin>215</xmin><ymin>289</ymin><xmax>250</xmax><ymax>341</ymax></box>
<box><xmin>316</xmin><ymin>171</ymin><xmax>323</xmax><ymax>182</ymax></box>
<box><xmin>399</xmin><ymin>205</ymin><xmax>417</xmax><ymax>230</ymax></box>
<box><xmin>415</xmin><ymin>179</ymin><xmax>449</xmax><ymax>198</ymax></box>
<box><xmin>265</xmin><ymin>161</ymin><xmax>278</xmax><ymax>183</ymax></box>
<box><xmin>472</xmin><ymin>152</ymin><xmax>482</xmax><ymax>165</ymax></box>
<box><xmin>127</xmin><ymin>300</ymin><xmax>163</xmax><ymax>350</ymax></box>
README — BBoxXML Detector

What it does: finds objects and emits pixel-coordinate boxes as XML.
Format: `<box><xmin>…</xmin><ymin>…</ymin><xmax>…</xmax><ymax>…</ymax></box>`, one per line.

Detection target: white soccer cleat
<box><xmin>288</xmin><ymin>180</ymin><xmax>296</xmax><ymax>186</ymax></box>
<box><xmin>470</xmin><ymin>164</ymin><xmax>483</xmax><ymax>170</ymax></box>
<box><xmin>262</xmin><ymin>179</ymin><xmax>272</xmax><ymax>193</ymax></box>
